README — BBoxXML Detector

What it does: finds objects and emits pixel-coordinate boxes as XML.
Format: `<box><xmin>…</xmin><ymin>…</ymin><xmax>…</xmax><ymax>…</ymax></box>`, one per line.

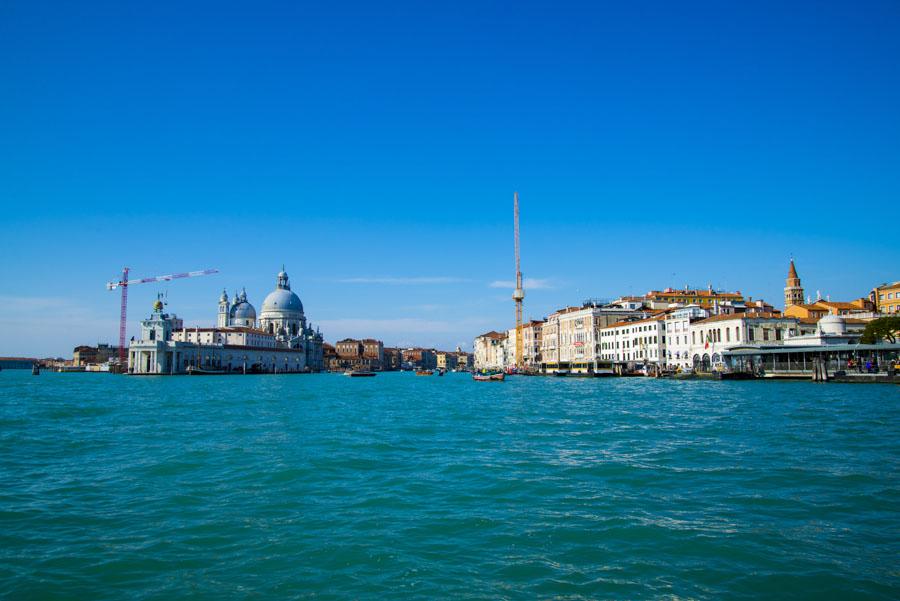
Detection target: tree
<box><xmin>860</xmin><ymin>316</ymin><xmax>900</xmax><ymax>344</ymax></box>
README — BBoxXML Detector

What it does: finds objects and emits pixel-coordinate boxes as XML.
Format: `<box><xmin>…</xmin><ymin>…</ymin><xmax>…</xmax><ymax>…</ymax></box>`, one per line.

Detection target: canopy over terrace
<box><xmin>722</xmin><ymin>343</ymin><xmax>900</xmax><ymax>376</ymax></box>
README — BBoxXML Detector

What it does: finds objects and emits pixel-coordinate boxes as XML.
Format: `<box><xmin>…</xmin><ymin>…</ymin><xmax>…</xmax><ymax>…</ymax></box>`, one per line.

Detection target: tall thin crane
<box><xmin>106</xmin><ymin>267</ymin><xmax>219</xmax><ymax>364</ymax></box>
<box><xmin>512</xmin><ymin>192</ymin><xmax>525</xmax><ymax>370</ymax></box>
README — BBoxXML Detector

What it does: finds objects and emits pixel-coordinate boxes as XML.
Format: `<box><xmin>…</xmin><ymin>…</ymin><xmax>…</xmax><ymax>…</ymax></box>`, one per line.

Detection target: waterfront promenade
<box><xmin>1</xmin><ymin>371</ymin><xmax>897</xmax><ymax>599</ymax></box>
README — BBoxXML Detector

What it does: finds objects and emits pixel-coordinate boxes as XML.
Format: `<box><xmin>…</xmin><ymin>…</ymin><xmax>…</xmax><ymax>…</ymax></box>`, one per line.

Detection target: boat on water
<box><xmin>415</xmin><ymin>369</ymin><xmax>434</xmax><ymax>376</ymax></box>
<box><xmin>473</xmin><ymin>372</ymin><xmax>505</xmax><ymax>382</ymax></box>
<box><xmin>186</xmin><ymin>366</ymin><xmax>227</xmax><ymax>376</ymax></box>
<box><xmin>31</xmin><ymin>364</ymin><xmax>40</xmax><ymax>376</ymax></box>
<box><xmin>345</xmin><ymin>370</ymin><xmax>377</xmax><ymax>377</ymax></box>
<box><xmin>718</xmin><ymin>371</ymin><xmax>756</xmax><ymax>380</ymax></box>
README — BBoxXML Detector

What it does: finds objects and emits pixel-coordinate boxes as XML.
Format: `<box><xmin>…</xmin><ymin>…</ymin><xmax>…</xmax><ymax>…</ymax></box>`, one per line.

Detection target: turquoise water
<box><xmin>0</xmin><ymin>371</ymin><xmax>897</xmax><ymax>599</ymax></box>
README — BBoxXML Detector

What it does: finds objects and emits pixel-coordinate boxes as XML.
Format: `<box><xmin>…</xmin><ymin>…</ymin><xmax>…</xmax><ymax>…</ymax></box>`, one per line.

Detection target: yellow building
<box><xmin>645</xmin><ymin>287</ymin><xmax>743</xmax><ymax>309</ymax></box>
<box><xmin>871</xmin><ymin>281</ymin><xmax>900</xmax><ymax>314</ymax></box>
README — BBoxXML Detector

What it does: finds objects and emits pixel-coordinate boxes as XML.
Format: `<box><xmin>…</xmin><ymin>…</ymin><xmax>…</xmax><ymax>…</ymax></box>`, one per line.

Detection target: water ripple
<box><xmin>0</xmin><ymin>371</ymin><xmax>897</xmax><ymax>599</ymax></box>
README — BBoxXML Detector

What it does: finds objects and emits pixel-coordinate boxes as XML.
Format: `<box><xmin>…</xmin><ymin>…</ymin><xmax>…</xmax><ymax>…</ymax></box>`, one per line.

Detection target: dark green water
<box><xmin>0</xmin><ymin>371</ymin><xmax>897</xmax><ymax>599</ymax></box>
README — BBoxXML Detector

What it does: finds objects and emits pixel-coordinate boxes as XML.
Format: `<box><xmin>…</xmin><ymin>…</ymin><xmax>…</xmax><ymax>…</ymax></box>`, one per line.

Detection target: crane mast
<box><xmin>106</xmin><ymin>267</ymin><xmax>219</xmax><ymax>365</ymax></box>
<box><xmin>513</xmin><ymin>192</ymin><xmax>524</xmax><ymax>370</ymax></box>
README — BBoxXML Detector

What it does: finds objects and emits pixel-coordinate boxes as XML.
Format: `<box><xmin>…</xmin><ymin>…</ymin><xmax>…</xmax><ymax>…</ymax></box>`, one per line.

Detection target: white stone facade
<box><xmin>473</xmin><ymin>331</ymin><xmax>507</xmax><ymax>370</ymax></box>
<box><xmin>128</xmin><ymin>268</ymin><xmax>324</xmax><ymax>375</ymax></box>
<box><xmin>599</xmin><ymin>315</ymin><xmax>667</xmax><ymax>368</ymax></box>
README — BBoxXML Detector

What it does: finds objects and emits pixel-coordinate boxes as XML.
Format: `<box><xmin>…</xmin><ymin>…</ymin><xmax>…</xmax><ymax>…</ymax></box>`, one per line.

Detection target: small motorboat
<box><xmin>186</xmin><ymin>366</ymin><xmax>227</xmax><ymax>375</ymax></box>
<box><xmin>415</xmin><ymin>369</ymin><xmax>434</xmax><ymax>376</ymax></box>
<box><xmin>345</xmin><ymin>370</ymin><xmax>377</xmax><ymax>377</ymax></box>
<box><xmin>473</xmin><ymin>372</ymin><xmax>505</xmax><ymax>382</ymax></box>
<box><xmin>31</xmin><ymin>363</ymin><xmax>40</xmax><ymax>376</ymax></box>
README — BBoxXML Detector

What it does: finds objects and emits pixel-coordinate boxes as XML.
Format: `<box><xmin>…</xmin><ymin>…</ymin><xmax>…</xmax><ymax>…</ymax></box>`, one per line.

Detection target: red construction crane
<box><xmin>106</xmin><ymin>267</ymin><xmax>219</xmax><ymax>364</ymax></box>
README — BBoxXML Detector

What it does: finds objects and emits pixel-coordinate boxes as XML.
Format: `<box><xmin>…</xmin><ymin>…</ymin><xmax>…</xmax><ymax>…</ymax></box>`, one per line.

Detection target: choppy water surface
<box><xmin>0</xmin><ymin>371</ymin><xmax>897</xmax><ymax>599</ymax></box>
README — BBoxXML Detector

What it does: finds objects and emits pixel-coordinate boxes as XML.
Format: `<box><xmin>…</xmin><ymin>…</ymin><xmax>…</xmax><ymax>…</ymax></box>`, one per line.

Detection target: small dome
<box><xmin>153</xmin><ymin>299</ymin><xmax>164</xmax><ymax>312</ymax></box>
<box><xmin>817</xmin><ymin>314</ymin><xmax>846</xmax><ymax>336</ymax></box>
<box><xmin>230</xmin><ymin>300</ymin><xmax>257</xmax><ymax>321</ymax></box>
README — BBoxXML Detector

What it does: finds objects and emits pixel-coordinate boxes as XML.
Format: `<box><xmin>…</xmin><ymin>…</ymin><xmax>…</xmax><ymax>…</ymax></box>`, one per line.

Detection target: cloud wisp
<box><xmin>489</xmin><ymin>278</ymin><xmax>554</xmax><ymax>290</ymax></box>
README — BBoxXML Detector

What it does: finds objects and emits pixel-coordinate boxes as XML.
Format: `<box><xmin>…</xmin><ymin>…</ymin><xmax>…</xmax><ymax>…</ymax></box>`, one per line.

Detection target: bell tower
<box><xmin>217</xmin><ymin>289</ymin><xmax>230</xmax><ymax>328</ymax></box>
<box><xmin>784</xmin><ymin>259</ymin><xmax>804</xmax><ymax>309</ymax></box>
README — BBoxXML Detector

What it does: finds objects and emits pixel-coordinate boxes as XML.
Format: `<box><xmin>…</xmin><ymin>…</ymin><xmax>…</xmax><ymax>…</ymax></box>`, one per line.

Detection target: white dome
<box><xmin>261</xmin><ymin>288</ymin><xmax>304</xmax><ymax>315</ymax></box>
<box><xmin>260</xmin><ymin>269</ymin><xmax>304</xmax><ymax>317</ymax></box>
<box><xmin>817</xmin><ymin>314</ymin><xmax>846</xmax><ymax>336</ymax></box>
<box><xmin>230</xmin><ymin>300</ymin><xmax>257</xmax><ymax>320</ymax></box>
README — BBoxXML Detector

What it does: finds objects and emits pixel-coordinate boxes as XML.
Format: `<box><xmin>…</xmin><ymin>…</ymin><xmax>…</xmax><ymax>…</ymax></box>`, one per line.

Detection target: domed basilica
<box><xmin>217</xmin><ymin>267</ymin><xmax>322</xmax><ymax>351</ymax></box>
<box><xmin>129</xmin><ymin>267</ymin><xmax>324</xmax><ymax>375</ymax></box>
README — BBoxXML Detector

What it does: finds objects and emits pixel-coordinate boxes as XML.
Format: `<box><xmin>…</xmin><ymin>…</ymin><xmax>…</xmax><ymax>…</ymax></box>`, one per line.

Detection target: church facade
<box><xmin>128</xmin><ymin>268</ymin><xmax>324</xmax><ymax>375</ymax></box>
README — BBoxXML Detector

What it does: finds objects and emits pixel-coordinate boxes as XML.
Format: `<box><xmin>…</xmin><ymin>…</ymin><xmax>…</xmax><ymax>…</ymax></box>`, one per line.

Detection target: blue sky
<box><xmin>1</xmin><ymin>0</ymin><xmax>899</xmax><ymax>356</ymax></box>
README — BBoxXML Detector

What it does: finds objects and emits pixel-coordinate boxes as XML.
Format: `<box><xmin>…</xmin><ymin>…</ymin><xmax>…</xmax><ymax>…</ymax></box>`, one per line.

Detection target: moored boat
<box><xmin>415</xmin><ymin>369</ymin><xmax>434</xmax><ymax>376</ymax></box>
<box><xmin>186</xmin><ymin>366</ymin><xmax>227</xmax><ymax>375</ymax></box>
<box><xmin>473</xmin><ymin>372</ymin><xmax>505</xmax><ymax>382</ymax></box>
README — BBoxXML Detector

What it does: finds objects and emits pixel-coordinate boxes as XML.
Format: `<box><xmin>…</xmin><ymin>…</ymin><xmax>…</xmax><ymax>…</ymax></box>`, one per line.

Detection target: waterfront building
<box><xmin>663</xmin><ymin>306</ymin><xmax>710</xmax><ymax>370</ymax></box>
<box><xmin>870</xmin><ymin>281</ymin><xmax>900</xmax><ymax>314</ymax></box>
<box><xmin>128</xmin><ymin>268</ymin><xmax>324</xmax><ymax>374</ymax></box>
<box><xmin>383</xmin><ymin>347</ymin><xmax>403</xmax><ymax>371</ymax></box>
<box><xmin>686</xmin><ymin>312</ymin><xmax>799</xmax><ymax>371</ymax></box>
<box><xmin>402</xmin><ymin>348</ymin><xmax>437</xmax><ymax>370</ymax></box>
<box><xmin>784</xmin><ymin>259</ymin><xmax>805</xmax><ymax>309</ymax></box>
<box><xmin>521</xmin><ymin>320</ymin><xmax>544</xmax><ymax>369</ymax></box>
<box><xmin>362</xmin><ymin>339</ymin><xmax>384</xmax><ymax>365</ymax></box>
<box><xmin>454</xmin><ymin>350</ymin><xmax>471</xmax><ymax>371</ymax></box>
<box><xmin>473</xmin><ymin>331</ymin><xmax>507</xmax><ymax>371</ymax></box>
<box><xmin>436</xmin><ymin>351</ymin><xmax>457</xmax><ymax>371</ymax></box>
<box><xmin>540</xmin><ymin>302</ymin><xmax>648</xmax><ymax>374</ymax></box>
<box><xmin>322</xmin><ymin>343</ymin><xmax>339</xmax><ymax>371</ymax></box>
<box><xmin>336</xmin><ymin>339</ymin><xmax>364</xmax><ymax>361</ymax></box>
<box><xmin>329</xmin><ymin>338</ymin><xmax>385</xmax><ymax>370</ymax></box>
<box><xmin>599</xmin><ymin>314</ymin><xmax>668</xmax><ymax>370</ymax></box>
<box><xmin>73</xmin><ymin>343</ymin><xmax>122</xmax><ymax>367</ymax></box>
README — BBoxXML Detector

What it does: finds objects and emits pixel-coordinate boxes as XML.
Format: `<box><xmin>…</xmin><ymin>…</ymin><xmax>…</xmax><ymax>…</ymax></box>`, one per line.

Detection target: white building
<box><xmin>473</xmin><ymin>331</ymin><xmax>507</xmax><ymax>371</ymax></box>
<box><xmin>128</xmin><ymin>268</ymin><xmax>324</xmax><ymax>375</ymax></box>
<box><xmin>599</xmin><ymin>314</ymin><xmax>668</xmax><ymax>369</ymax></box>
<box><xmin>664</xmin><ymin>306</ymin><xmax>709</xmax><ymax>370</ymax></box>
<box><xmin>686</xmin><ymin>312</ymin><xmax>799</xmax><ymax>371</ymax></box>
